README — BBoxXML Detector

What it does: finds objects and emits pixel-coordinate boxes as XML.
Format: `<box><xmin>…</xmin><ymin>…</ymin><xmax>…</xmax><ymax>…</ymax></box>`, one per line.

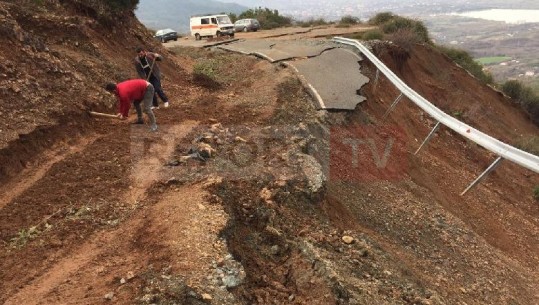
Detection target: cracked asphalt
<box><xmin>219</xmin><ymin>39</ymin><xmax>369</xmax><ymax>110</ymax></box>
<box><xmin>167</xmin><ymin>37</ymin><xmax>369</xmax><ymax>110</ymax></box>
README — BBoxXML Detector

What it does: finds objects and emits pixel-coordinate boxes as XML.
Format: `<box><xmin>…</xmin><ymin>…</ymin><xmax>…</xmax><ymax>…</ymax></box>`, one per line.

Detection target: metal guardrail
<box><xmin>333</xmin><ymin>37</ymin><xmax>539</xmax><ymax>194</ymax></box>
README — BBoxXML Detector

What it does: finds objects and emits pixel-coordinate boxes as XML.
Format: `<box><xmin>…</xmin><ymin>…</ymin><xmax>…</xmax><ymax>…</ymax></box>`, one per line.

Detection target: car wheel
<box><xmin>195</xmin><ymin>33</ymin><xmax>201</xmax><ymax>41</ymax></box>
<box><xmin>216</xmin><ymin>31</ymin><xmax>222</xmax><ymax>37</ymax></box>
<box><xmin>174</xmin><ymin>38</ymin><xmax>177</xmax><ymax>41</ymax></box>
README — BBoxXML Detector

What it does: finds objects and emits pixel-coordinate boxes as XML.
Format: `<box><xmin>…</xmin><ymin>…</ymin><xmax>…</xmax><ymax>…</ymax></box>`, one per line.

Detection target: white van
<box><xmin>190</xmin><ymin>14</ymin><xmax>235</xmax><ymax>40</ymax></box>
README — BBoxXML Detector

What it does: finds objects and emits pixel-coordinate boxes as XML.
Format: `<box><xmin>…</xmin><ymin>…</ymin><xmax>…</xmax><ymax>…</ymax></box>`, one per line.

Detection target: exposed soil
<box><xmin>1</xmin><ymin>1</ymin><xmax>538</xmax><ymax>305</ymax></box>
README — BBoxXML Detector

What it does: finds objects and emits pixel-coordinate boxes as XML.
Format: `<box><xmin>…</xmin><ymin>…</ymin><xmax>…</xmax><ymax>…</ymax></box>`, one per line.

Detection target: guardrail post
<box><xmin>414</xmin><ymin>122</ymin><xmax>441</xmax><ymax>155</ymax></box>
<box><xmin>460</xmin><ymin>156</ymin><xmax>504</xmax><ymax>196</ymax></box>
<box><xmin>383</xmin><ymin>92</ymin><xmax>403</xmax><ymax>119</ymax></box>
<box><xmin>374</xmin><ymin>69</ymin><xmax>380</xmax><ymax>89</ymax></box>
<box><xmin>333</xmin><ymin>37</ymin><xmax>539</xmax><ymax>177</ymax></box>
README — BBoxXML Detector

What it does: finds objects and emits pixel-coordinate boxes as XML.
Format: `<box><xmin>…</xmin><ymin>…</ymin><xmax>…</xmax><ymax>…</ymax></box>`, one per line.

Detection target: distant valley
<box><xmin>421</xmin><ymin>14</ymin><xmax>539</xmax><ymax>92</ymax></box>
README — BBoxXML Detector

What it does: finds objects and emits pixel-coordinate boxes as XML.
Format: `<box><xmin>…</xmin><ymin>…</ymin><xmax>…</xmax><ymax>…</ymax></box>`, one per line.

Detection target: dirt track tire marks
<box><xmin>4</xmin><ymin>184</ymin><xmax>230</xmax><ymax>305</ymax></box>
<box><xmin>0</xmin><ymin>134</ymin><xmax>102</xmax><ymax>209</ymax></box>
<box><xmin>0</xmin><ymin>120</ymin><xmax>201</xmax><ymax>303</ymax></box>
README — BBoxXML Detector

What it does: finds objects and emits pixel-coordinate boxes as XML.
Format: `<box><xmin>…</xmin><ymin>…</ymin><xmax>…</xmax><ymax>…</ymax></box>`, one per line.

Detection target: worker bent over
<box><xmin>105</xmin><ymin>79</ymin><xmax>158</xmax><ymax>132</ymax></box>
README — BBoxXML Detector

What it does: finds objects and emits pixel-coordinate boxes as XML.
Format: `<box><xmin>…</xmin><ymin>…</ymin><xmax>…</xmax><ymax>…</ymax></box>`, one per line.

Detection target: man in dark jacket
<box><xmin>105</xmin><ymin>79</ymin><xmax>158</xmax><ymax>131</ymax></box>
<box><xmin>135</xmin><ymin>47</ymin><xmax>170</xmax><ymax>109</ymax></box>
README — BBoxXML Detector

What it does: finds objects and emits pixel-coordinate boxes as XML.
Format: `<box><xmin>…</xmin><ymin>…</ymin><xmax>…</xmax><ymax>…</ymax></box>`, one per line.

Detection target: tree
<box><xmin>238</xmin><ymin>7</ymin><xmax>292</xmax><ymax>29</ymax></box>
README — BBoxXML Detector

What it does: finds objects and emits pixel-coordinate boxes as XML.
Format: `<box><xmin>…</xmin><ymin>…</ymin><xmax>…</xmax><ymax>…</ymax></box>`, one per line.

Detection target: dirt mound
<box><xmin>0</xmin><ymin>2</ymin><xmax>538</xmax><ymax>305</ymax></box>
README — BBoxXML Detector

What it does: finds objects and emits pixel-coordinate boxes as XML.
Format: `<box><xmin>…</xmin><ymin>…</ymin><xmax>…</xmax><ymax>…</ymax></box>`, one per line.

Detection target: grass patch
<box><xmin>10</xmin><ymin>226</ymin><xmax>42</xmax><ymax>248</ymax></box>
<box><xmin>9</xmin><ymin>222</ymin><xmax>53</xmax><ymax>249</ymax></box>
<box><xmin>362</xmin><ymin>29</ymin><xmax>384</xmax><ymax>41</ymax></box>
<box><xmin>193</xmin><ymin>58</ymin><xmax>221</xmax><ymax>80</ymax></box>
<box><xmin>437</xmin><ymin>45</ymin><xmax>493</xmax><ymax>85</ymax></box>
<box><xmin>515</xmin><ymin>136</ymin><xmax>539</xmax><ymax>156</ymax></box>
<box><xmin>476</xmin><ymin>56</ymin><xmax>512</xmax><ymax>65</ymax></box>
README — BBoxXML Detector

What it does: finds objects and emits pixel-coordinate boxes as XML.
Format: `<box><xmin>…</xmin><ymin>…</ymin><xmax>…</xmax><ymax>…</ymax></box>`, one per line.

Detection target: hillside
<box><xmin>0</xmin><ymin>1</ymin><xmax>538</xmax><ymax>305</ymax></box>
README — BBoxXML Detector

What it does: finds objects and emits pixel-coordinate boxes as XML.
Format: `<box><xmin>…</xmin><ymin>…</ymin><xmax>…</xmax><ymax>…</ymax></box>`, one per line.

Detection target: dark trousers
<box><xmin>149</xmin><ymin>75</ymin><xmax>169</xmax><ymax>107</ymax></box>
<box><xmin>133</xmin><ymin>83</ymin><xmax>157</xmax><ymax>126</ymax></box>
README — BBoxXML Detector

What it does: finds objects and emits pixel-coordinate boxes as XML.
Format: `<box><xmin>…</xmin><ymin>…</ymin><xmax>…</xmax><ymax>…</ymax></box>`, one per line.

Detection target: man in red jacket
<box><xmin>105</xmin><ymin>79</ymin><xmax>158</xmax><ymax>131</ymax></box>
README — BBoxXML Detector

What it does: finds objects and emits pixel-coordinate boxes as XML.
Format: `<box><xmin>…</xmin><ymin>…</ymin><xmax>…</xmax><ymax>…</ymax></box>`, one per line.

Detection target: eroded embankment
<box><xmin>0</xmin><ymin>112</ymin><xmax>98</xmax><ymax>188</ymax></box>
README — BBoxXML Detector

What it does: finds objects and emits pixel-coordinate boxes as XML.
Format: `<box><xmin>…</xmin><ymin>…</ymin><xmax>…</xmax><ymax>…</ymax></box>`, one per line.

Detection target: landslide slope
<box><xmin>0</xmin><ymin>1</ymin><xmax>538</xmax><ymax>305</ymax></box>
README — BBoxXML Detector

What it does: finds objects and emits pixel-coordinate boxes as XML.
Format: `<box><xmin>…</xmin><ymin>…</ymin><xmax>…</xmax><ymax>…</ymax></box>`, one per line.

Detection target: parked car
<box><xmin>154</xmin><ymin>29</ymin><xmax>178</xmax><ymax>43</ymax></box>
<box><xmin>234</xmin><ymin>18</ymin><xmax>260</xmax><ymax>32</ymax></box>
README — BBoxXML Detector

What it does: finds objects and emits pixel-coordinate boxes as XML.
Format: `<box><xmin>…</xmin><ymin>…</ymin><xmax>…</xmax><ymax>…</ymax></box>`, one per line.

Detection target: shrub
<box><xmin>501</xmin><ymin>80</ymin><xmax>539</xmax><ymax>126</ymax></box>
<box><xmin>295</xmin><ymin>18</ymin><xmax>330</xmax><ymax>27</ymax></box>
<box><xmin>389</xmin><ymin>28</ymin><xmax>421</xmax><ymax>52</ymax></box>
<box><xmin>368</xmin><ymin>13</ymin><xmax>430</xmax><ymax>44</ymax></box>
<box><xmin>362</xmin><ymin>29</ymin><xmax>384</xmax><ymax>41</ymax></box>
<box><xmin>339</xmin><ymin>15</ymin><xmax>361</xmax><ymax>25</ymax></box>
<box><xmin>437</xmin><ymin>45</ymin><xmax>494</xmax><ymax>84</ymax></box>
<box><xmin>382</xmin><ymin>16</ymin><xmax>413</xmax><ymax>33</ymax></box>
<box><xmin>238</xmin><ymin>7</ymin><xmax>292</xmax><ymax>29</ymax></box>
<box><xmin>382</xmin><ymin>16</ymin><xmax>430</xmax><ymax>43</ymax></box>
<box><xmin>369</xmin><ymin>12</ymin><xmax>394</xmax><ymax>25</ymax></box>
<box><xmin>502</xmin><ymin>80</ymin><xmax>526</xmax><ymax>100</ymax></box>
<box><xmin>534</xmin><ymin>186</ymin><xmax>539</xmax><ymax>200</ymax></box>
<box><xmin>502</xmin><ymin>80</ymin><xmax>538</xmax><ymax>105</ymax></box>
<box><xmin>106</xmin><ymin>0</ymin><xmax>139</xmax><ymax>10</ymax></box>
<box><xmin>525</xmin><ymin>99</ymin><xmax>539</xmax><ymax>126</ymax></box>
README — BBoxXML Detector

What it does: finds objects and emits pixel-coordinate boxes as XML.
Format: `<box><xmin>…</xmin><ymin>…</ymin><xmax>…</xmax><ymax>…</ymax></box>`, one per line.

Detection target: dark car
<box><xmin>234</xmin><ymin>19</ymin><xmax>260</xmax><ymax>32</ymax></box>
<box><xmin>154</xmin><ymin>29</ymin><xmax>178</xmax><ymax>43</ymax></box>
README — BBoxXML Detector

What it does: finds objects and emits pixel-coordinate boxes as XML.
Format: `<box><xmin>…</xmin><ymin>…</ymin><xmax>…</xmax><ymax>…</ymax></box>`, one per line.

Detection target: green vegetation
<box><xmin>515</xmin><ymin>135</ymin><xmax>539</xmax><ymax>156</ymax></box>
<box><xmin>501</xmin><ymin>80</ymin><xmax>539</xmax><ymax>126</ymax></box>
<box><xmin>193</xmin><ymin>59</ymin><xmax>221</xmax><ymax>80</ymax></box>
<box><xmin>452</xmin><ymin>110</ymin><xmax>463</xmax><ymax>118</ymax></box>
<box><xmin>230</xmin><ymin>7</ymin><xmax>292</xmax><ymax>30</ymax></box>
<box><xmin>534</xmin><ymin>186</ymin><xmax>539</xmax><ymax>200</ymax></box>
<box><xmin>368</xmin><ymin>12</ymin><xmax>430</xmax><ymax>44</ymax></box>
<box><xmin>338</xmin><ymin>15</ymin><xmax>361</xmax><ymax>26</ymax></box>
<box><xmin>476</xmin><ymin>56</ymin><xmax>512</xmax><ymax>65</ymax></box>
<box><xmin>369</xmin><ymin>12</ymin><xmax>394</xmax><ymax>26</ymax></box>
<box><xmin>436</xmin><ymin>45</ymin><xmax>494</xmax><ymax>85</ymax></box>
<box><xmin>107</xmin><ymin>0</ymin><xmax>139</xmax><ymax>10</ymax></box>
<box><xmin>295</xmin><ymin>17</ymin><xmax>331</xmax><ymax>28</ymax></box>
<box><xmin>362</xmin><ymin>29</ymin><xmax>384</xmax><ymax>41</ymax></box>
<box><xmin>9</xmin><ymin>224</ymin><xmax>50</xmax><ymax>248</ymax></box>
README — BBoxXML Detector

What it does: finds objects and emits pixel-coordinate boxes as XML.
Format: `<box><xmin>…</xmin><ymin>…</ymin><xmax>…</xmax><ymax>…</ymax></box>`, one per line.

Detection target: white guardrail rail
<box><xmin>333</xmin><ymin>37</ymin><xmax>539</xmax><ymax>194</ymax></box>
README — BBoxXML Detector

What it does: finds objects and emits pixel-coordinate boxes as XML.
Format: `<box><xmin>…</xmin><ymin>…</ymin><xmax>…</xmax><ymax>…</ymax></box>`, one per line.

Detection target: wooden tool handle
<box><xmin>89</xmin><ymin>111</ymin><xmax>121</xmax><ymax>119</ymax></box>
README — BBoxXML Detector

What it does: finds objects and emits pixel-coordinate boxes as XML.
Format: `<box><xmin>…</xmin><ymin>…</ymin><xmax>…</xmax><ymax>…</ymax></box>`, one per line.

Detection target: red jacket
<box><xmin>115</xmin><ymin>79</ymin><xmax>150</xmax><ymax>117</ymax></box>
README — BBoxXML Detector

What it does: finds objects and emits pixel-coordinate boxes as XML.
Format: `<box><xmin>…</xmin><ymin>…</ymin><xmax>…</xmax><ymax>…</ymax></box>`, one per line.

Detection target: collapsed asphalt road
<box><xmin>218</xmin><ymin>39</ymin><xmax>369</xmax><ymax>110</ymax></box>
